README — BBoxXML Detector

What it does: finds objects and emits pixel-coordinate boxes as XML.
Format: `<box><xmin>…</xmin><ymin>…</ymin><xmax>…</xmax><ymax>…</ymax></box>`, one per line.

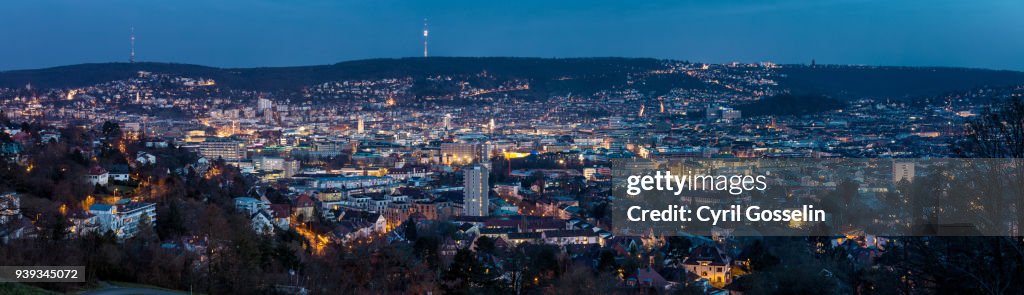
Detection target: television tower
<box><xmin>130</xmin><ymin>27</ymin><xmax>136</xmax><ymax>63</ymax></box>
<box><xmin>423</xmin><ymin>18</ymin><xmax>429</xmax><ymax>58</ymax></box>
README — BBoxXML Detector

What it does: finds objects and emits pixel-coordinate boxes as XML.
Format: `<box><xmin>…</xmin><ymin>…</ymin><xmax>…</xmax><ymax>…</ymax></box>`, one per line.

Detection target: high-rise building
<box><xmin>893</xmin><ymin>162</ymin><xmax>915</xmax><ymax>184</ymax></box>
<box><xmin>463</xmin><ymin>164</ymin><xmax>489</xmax><ymax>217</ymax></box>
<box><xmin>481</xmin><ymin>143</ymin><xmax>494</xmax><ymax>167</ymax></box>
<box><xmin>443</xmin><ymin>113</ymin><xmax>452</xmax><ymax>130</ymax></box>
<box><xmin>357</xmin><ymin>116</ymin><xmax>365</xmax><ymax>134</ymax></box>
<box><xmin>257</xmin><ymin>98</ymin><xmax>273</xmax><ymax>114</ymax></box>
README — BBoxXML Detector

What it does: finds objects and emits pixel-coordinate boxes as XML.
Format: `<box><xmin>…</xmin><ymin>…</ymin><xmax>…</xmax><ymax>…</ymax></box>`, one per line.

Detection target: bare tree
<box><xmin>959</xmin><ymin>97</ymin><xmax>1024</xmax><ymax>235</ymax></box>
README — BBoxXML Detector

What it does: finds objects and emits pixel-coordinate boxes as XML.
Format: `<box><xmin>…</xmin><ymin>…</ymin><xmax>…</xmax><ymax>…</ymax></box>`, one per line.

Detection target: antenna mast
<box><xmin>423</xmin><ymin>19</ymin><xmax>429</xmax><ymax>58</ymax></box>
<box><xmin>130</xmin><ymin>27</ymin><xmax>136</xmax><ymax>63</ymax></box>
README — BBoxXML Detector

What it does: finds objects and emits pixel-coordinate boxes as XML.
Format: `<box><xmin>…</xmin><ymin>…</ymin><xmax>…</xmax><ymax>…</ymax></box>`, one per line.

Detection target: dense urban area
<box><xmin>0</xmin><ymin>57</ymin><xmax>1022</xmax><ymax>294</ymax></box>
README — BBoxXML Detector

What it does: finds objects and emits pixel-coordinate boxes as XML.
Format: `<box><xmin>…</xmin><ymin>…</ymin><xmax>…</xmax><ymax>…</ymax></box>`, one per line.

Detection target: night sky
<box><xmin>2</xmin><ymin>0</ymin><xmax>1022</xmax><ymax>71</ymax></box>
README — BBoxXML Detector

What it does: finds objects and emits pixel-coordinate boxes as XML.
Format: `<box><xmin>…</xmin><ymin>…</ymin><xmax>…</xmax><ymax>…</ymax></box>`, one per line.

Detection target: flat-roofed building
<box><xmin>199</xmin><ymin>137</ymin><xmax>247</xmax><ymax>161</ymax></box>
<box><xmin>441</xmin><ymin>143</ymin><xmax>480</xmax><ymax>165</ymax></box>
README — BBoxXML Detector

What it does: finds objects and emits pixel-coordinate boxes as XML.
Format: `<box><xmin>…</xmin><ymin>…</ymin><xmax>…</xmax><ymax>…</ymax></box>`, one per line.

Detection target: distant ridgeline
<box><xmin>0</xmin><ymin>57</ymin><xmax>664</xmax><ymax>92</ymax></box>
<box><xmin>1</xmin><ymin>57</ymin><xmax>1023</xmax><ymax>106</ymax></box>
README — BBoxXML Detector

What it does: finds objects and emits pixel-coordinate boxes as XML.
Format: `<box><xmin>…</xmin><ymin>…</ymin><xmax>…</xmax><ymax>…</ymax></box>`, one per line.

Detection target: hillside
<box><xmin>736</xmin><ymin>94</ymin><xmax>846</xmax><ymax>117</ymax></box>
<box><xmin>1</xmin><ymin>58</ymin><xmax>1023</xmax><ymax>101</ymax></box>
<box><xmin>0</xmin><ymin>57</ymin><xmax>665</xmax><ymax>92</ymax></box>
<box><xmin>776</xmin><ymin>65</ymin><xmax>1024</xmax><ymax>99</ymax></box>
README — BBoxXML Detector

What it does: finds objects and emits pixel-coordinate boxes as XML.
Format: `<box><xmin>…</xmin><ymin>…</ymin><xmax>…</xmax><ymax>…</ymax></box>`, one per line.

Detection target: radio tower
<box><xmin>130</xmin><ymin>27</ymin><xmax>136</xmax><ymax>63</ymax></box>
<box><xmin>422</xmin><ymin>19</ymin><xmax>429</xmax><ymax>58</ymax></box>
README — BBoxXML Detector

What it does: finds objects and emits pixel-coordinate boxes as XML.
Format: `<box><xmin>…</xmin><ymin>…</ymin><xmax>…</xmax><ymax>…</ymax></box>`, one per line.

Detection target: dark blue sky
<box><xmin>2</xmin><ymin>0</ymin><xmax>1022</xmax><ymax>71</ymax></box>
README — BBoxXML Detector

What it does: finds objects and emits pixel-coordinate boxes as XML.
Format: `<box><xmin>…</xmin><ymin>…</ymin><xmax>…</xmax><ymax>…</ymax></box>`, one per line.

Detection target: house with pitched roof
<box><xmin>269</xmin><ymin>204</ymin><xmax>291</xmax><ymax>230</ymax></box>
<box><xmin>292</xmin><ymin>194</ymin><xmax>316</xmax><ymax>223</ymax></box>
<box><xmin>683</xmin><ymin>245</ymin><xmax>732</xmax><ymax>287</ymax></box>
<box><xmin>251</xmin><ymin>211</ymin><xmax>274</xmax><ymax>235</ymax></box>
<box><xmin>626</xmin><ymin>266</ymin><xmax>670</xmax><ymax>291</ymax></box>
<box><xmin>87</xmin><ymin>166</ymin><xmax>109</xmax><ymax>186</ymax></box>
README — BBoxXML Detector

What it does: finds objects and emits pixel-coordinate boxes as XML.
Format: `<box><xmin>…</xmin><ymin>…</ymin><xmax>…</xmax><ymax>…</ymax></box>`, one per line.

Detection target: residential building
<box><xmin>463</xmin><ymin>164</ymin><xmax>489</xmax><ymax>217</ymax></box>
<box><xmin>87</xmin><ymin>166</ymin><xmax>109</xmax><ymax>186</ymax></box>
<box><xmin>893</xmin><ymin>162</ymin><xmax>914</xmax><ymax>184</ymax></box>
<box><xmin>89</xmin><ymin>201</ymin><xmax>157</xmax><ymax>239</ymax></box>
<box><xmin>683</xmin><ymin>245</ymin><xmax>732</xmax><ymax>287</ymax></box>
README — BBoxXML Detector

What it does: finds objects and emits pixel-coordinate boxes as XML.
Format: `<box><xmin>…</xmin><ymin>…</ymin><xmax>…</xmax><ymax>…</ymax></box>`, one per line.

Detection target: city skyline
<box><xmin>2</xmin><ymin>2</ymin><xmax>1024</xmax><ymax>294</ymax></box>
<box><xmin>2</xmin><ymin>0</ymin><xmax>1023</xmax><ymax>71</ymax></box>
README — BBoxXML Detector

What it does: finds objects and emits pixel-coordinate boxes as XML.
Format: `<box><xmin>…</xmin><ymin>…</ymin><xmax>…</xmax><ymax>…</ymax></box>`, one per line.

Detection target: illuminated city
<box><xmin>1</xmin><ymin>1</ymin><xmax>1023</xmax><ymax>294</ymax></box>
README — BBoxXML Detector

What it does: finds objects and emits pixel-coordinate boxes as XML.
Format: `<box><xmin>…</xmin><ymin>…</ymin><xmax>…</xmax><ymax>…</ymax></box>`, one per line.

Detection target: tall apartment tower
<box><xmin>463</xmin><ymin>164</ymin><xmax>489</xmax><ymax>217</ymax></box>
<box><xmin>257</xmin><ymin>98</ymin><xmax>273</xmax><ymax>114</ymax></box>
<box><xmin>893</xmin><ymin>162</ymin><xmax>915</xmax><ymax>184</ymax></box>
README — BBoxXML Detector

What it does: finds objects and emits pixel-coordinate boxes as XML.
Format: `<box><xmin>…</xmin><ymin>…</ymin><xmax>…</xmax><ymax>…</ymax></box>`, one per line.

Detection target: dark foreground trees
<box><xmin>868</xmin><ymin>97</ymin><xmax>1024</xmax><ymax>294</ymax></box>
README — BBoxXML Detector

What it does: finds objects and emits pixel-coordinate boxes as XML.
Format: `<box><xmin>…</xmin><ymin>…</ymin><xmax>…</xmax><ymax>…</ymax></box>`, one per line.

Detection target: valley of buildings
<box><xmin>0</xmin><ymin>60</ymin><xmax>1021</xmax><ymax>292</ymax></box>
